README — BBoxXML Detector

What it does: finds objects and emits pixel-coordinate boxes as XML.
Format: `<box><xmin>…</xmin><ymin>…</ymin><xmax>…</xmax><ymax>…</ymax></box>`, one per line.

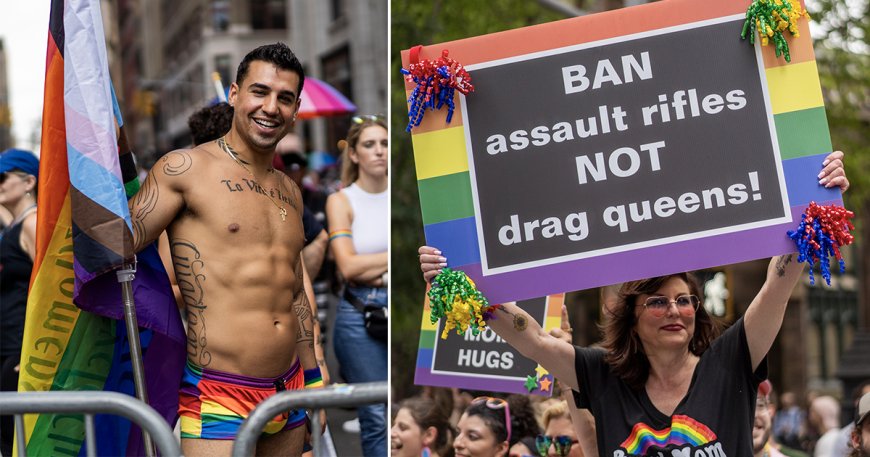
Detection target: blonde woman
<box><xmin>326</xmin><ymin>115</ymin><xmax>388</xmax><ymax>456</ymax></box>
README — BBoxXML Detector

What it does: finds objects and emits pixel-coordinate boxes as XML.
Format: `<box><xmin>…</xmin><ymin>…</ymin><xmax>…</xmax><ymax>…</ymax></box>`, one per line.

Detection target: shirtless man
<box><xmin>130</xmin><ymin>43</ymin><xmax>321</xmax><ymax>457</ymax></box>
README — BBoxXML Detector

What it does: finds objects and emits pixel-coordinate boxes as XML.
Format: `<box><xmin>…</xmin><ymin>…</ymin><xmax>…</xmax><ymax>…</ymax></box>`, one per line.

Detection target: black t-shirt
<box><xmin>572</xmin><ymin>317</ymin><xmax>766</xmax><ymax>457</ymax></box>
<box><xmin>0</xmin><ymin>221</ymin><xmax>33</xmax><ymax>356</ymax></box>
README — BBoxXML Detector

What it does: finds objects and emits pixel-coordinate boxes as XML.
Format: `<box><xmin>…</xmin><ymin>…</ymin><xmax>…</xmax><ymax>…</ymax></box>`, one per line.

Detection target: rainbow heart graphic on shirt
<box><xmin>619</xmin><ymin>415</ymin><xmax>717</xmax><ymax>454</ymax></box>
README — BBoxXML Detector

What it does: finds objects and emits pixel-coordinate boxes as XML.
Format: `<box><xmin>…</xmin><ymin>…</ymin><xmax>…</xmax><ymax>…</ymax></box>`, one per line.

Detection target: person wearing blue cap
<box><xmin>0</xmin><ymin>148</ymin><xmax>40</xmax><ymax>456</ymax></box>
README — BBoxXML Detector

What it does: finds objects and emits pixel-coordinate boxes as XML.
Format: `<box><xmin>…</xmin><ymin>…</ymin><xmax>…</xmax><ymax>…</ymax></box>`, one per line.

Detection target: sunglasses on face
<box><xmin>640</xmin><ymin>294</ymin><xmax>700</xmax><ymax>318</ymax></box>
<box><xmin>352</xmin><ymin>114</ymin><xmax>384</xmax><ymax>124</ymax></box>
<box><xmin>470</xmin><ymin>396</ymin><xmax>512</xmax><ymax>444</ymax></box>
<box><xmin>535</xmin><ymin>435</ymin><xmax>579</xmax><ymax>457</ymax></box>
<box><xmin>0</xmin><ymin>171</ymin><xmax>27</xmax><ymax>185</ymax></box>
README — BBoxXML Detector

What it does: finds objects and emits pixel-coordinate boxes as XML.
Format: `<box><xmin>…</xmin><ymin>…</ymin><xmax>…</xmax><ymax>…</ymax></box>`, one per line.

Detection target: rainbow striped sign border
<box><xmin>403</xmin><ymin>0</ymin><xmax>840</xmax><ymax>305</ymax></box>
<box><xmin>415</xmin><ymin>293</ymin><xmax>563</xmax><ymax>395</ymax></box>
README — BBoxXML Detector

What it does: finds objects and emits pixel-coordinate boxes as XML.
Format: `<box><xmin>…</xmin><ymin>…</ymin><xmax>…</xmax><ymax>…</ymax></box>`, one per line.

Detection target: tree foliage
<box><xmin>390</xmin><ymin>0</ymin><xmax>562</xmax><ymax>400</ymax></box>
<box><xmin>808</xmin><ymin>0</ymin><xmax>870</xmax><ymax>321</ymax></box>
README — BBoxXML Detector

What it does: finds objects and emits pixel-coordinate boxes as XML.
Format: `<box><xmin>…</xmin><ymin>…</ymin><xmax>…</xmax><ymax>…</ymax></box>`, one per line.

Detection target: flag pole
<box><xmin>212</xmin><ymin>72</ymin><xmax>228</xmax><ymax>102</ymax></box>
<box><xmin>117</xmin><ymin>260</ymin><xmax>156</xmax><ymax>457</ymax></box>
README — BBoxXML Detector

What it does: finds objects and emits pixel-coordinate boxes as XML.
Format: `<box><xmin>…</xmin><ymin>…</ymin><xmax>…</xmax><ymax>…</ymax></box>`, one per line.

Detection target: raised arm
<box><xmin>325</xmin><ymin>191</ymin><xmax>387</xmax><ymax>283</ymax></box>
<box><xmin>129</xmin><ymin>150</ymin><xmax>189</xmax><ymax>252</ymax></box>
<box><xmin>418</xmin><ymin>246</ymin><xmax>579</xmax><ymax>389</ymax></box>
<box><xmin>744</xmin><ymin>151</ymin><xmax>849</xmax><ymax>369</ymax></box>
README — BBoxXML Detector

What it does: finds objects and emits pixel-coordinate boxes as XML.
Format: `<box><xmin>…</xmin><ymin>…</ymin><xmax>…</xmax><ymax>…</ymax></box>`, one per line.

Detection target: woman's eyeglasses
<box><xmin>352</xmin><ymin>114</ymin><xmax>384</xmax><ymax>124</ymax></box>
<box><xmin>535</xmin><ymin>435</ymin><xmax>579</xmax><ymax>457</ymax></box>
<box><xmin>470</xmin><ymin>396</ymin><xmax>511</xmax><ymax>444</ymax></box>
<box><xmin>641</xmin><ymin>294</ymin><xmax>700</xmax><ymax>318</ymax></box>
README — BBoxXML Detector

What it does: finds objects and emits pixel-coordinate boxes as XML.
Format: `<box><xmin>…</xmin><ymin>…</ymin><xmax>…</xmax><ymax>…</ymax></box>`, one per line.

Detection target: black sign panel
<box><xmin>432</xmin><ymin>297</ymin><xmax>547</xmax><ymax>378</ymax></box>
<box><xmin>464</xmin><ymin>20</ymin><xmax>786</xmax><ymax>271</ymax></box>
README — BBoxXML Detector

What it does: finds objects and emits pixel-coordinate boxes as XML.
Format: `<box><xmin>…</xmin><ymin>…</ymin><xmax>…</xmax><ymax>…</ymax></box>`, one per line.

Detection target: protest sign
<box><xmin>415</xmin><ymin>294</ymin><xmax>562</xmax><ymax>395</ymax></box>
<box><xmin>404</xmin><ymin>0</ymin><xmax>841</xmax><ymax>304</ymax></box>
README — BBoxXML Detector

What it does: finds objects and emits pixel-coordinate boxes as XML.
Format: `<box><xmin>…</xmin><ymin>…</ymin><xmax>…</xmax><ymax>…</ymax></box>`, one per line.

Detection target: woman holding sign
<box><xmin>419</xmin><ymin>152</ymin><xmax>849</xmax><ymax>456</ymax></box>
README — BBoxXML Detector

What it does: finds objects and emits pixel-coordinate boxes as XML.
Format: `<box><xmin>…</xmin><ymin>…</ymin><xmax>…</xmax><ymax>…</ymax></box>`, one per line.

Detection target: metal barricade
<box><xmin>232</xmin><ymin>382</ymin><xmax>388</xmax><ymax>457</ymax></box>
<box><xmin>0</xmin><ymin>390</ymin><xmax>182</xmax><ymax>457</ymax></box>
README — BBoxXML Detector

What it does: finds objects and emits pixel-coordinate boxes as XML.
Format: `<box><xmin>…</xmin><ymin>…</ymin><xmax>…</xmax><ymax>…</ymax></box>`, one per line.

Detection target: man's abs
<box><xmin>185</xmin><ymin>304</ymin><xmax>301</xmax><ymax>378</ymax></box>
<box><xmin>170</xmin><ymin>231</ymin><xmax>306</xmax><ymax>378</ymax></box>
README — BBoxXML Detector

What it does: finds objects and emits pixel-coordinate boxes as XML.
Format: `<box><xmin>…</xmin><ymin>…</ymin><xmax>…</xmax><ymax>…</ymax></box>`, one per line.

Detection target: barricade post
<box><xmin>232</xmin><ymin>382</ymin><xmax>388</xmax><ymax>457</ymax></box>
<box><xmin>0</xmin><ymin>391</ymin><xmax>181</xmax><ymax>457</ymax></box>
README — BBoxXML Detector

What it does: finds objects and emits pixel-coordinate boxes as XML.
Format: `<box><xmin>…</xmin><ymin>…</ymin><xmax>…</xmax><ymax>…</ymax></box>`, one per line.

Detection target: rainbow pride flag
<box><xmin>16</xmin><ymin>0</ymin><xmax>185</xmax><ymax>455</ymax></box>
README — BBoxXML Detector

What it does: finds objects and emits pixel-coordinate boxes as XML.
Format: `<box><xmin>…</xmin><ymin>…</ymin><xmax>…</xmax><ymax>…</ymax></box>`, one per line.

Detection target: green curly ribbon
<box><xmin>741</xmin><ymin>0</ymin><xmax>809</xmax><ymax>63</ymax></box>
<box><xmin>428</xmin><ymin>268</ymin><xmax>491</xmax><ymax>339</ymax></box>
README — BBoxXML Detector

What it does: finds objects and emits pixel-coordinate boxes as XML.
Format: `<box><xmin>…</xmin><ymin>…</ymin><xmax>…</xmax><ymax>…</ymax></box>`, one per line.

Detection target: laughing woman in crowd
<box><xmin>392</xmin><ymin>396</ymin><xmax>454</xmax><ymax>457</ymax></box>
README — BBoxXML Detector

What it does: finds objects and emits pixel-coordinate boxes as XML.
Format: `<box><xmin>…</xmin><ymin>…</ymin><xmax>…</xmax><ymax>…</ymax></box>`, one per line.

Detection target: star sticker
<box><xmin>539</xmin><ymin>377</ymin><xmax>552</xmax><ymax>392</ymax></box>
<box><xmin>535</xmin><ymin>365</ymin><xmax>549</xmax><ymax>378</ymax></box>
<box><xmin>524</xmin><ymin>375</ymin><xmax>539</xmax><ymax>392</ymax></box>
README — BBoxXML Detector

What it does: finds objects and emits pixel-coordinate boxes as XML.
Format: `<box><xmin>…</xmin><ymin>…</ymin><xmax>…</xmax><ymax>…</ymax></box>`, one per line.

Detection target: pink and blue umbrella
<box><xmin>298</xmin><ymin>77</ymin><xmax>356</xmax><ymax>119</ymax></box>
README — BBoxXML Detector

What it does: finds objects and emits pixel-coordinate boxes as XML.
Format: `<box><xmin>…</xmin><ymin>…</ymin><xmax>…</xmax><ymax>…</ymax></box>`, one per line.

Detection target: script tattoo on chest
<box><xmin>172</xmin><ymin>238</ymin><xmax>211</xmax><ymax>366</ymax></box>
<box><xmin>219</xmin><ymin>177</ymin><xmax>299</xmax><ymax>211</ymax></box>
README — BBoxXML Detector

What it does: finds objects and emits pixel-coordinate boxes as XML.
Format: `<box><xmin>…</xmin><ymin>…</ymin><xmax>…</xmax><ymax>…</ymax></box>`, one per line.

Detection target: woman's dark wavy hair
<box><xmin>600</xmin><ymin>272</ymin><xmax>723</xmax><ymax>391</ymax></box>
<box><xmin>236</xmin><ymin>42</ymin><xmax>305</xmax><ymax>94</ymax></box>
<box><xmin>464</xmin><ymin>399</ymin><xmax>510</xmax><ymax>446</ymax></box>
<box><xmin>400</xmin><ymin>396</ymin><xmax>454</xmax><ymax>457</ymax></box>
<box><xmin>505</xmin><ymin>394</ymin><xmax>540</xmax><ymax>447</ymax></box>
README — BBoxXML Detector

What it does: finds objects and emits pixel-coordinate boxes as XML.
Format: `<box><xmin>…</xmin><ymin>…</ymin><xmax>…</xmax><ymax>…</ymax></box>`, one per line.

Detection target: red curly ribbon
<box><xmin>787</xmin><ymin>202</ymin><xmax>855</xmax><ymax>285</ymax></box>
<box><xmin>401</xmin><ymin>48</ymin><xmax>474</xmax><ymax>132</ymax></box>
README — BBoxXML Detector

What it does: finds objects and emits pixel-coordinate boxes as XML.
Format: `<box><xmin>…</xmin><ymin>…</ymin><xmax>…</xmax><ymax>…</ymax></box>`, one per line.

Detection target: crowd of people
<box><xmin>391</xmin><ymin>376</ymin><xmax>870</xmax><ymax>457</ymax></box>
<box><xmin>1</xmin><ymin>42</ymin><xmax>388</xmax><ymax>457</ymax></box>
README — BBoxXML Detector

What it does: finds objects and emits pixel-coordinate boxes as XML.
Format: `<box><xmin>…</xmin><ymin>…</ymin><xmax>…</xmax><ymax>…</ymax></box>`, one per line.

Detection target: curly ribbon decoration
<box><xmin>428</xmin><ymin>268</ymin><xmax>497</xmax><ymax>339</ymax></box>
<box><xmin>787</xmin><ymin>202</ymin><xmax>855</xmax><ymax>285</ymax></box>
<box><xmin>401</xmin><ymin>47</ymin><xmax>474</xmax><ymax>132</ymax></box>
<box><xmin>741</xmin><ymin>0</ymin><xmax>810</xmax><ymax>62</ymax></box>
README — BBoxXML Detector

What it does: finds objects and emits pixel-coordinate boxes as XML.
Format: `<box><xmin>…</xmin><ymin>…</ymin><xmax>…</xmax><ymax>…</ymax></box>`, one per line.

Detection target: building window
<box><xmin>321</xmin><ymin>46</ymin><xmax>352</xmax><ymax>154</ymax></box>
<box><xmin>330</xmin><ymin>0</ymin><xmax>345</xmax><ymax>21</ymax></box>
<box><xmin>211</xmin><ymin>0</ymin><xmax>230</xmax><ymax>32</ymax></box>
<box><xmin>250</xmin><ymin>0</ymin><xmax>286</xmax><ymax>30</ymax></box>
<box><xmin>215</xmin><ymin>54</ymin><xmax>233</xmax><ymax>89</ymax></box>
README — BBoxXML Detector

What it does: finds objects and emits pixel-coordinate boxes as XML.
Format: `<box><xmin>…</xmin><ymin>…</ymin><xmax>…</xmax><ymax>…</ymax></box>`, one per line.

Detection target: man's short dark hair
<box><xmin>188</xmin><ymin>102</ymin><xmax>234</xmax><ymax>146</ymax></box>
<box><xmin>236</xmin><ymin>42</ymin><xmax>305</xmax><ymax>94</ymax></box>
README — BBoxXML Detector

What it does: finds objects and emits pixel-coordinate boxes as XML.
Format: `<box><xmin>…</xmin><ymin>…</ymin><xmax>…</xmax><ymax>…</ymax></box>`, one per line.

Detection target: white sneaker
<box><xmin>342</xmin><ymin>417</ymin><xmax>360</xmax><ymax>433</ymax></box>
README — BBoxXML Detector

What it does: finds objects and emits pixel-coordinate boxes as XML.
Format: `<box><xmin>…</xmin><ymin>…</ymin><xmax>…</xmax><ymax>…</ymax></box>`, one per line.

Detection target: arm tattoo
<box><xmin>498</xmin><ymin>307</ymin><xmax>528</xmax><ymax>331</ymax></box>
<box><xmin>162</xmin><ymin>151</ymin><xmax>192</xmax><ymax>176</ymax></box>
<box><xmin>775</xmin><ymin>254</ymin><xmax>794</xmax><ymax>277</ymax></box>
<box><xmin>172</xmin><ymin>239</ymin><xmax>211</xmax><ymax>366</ymax></box>
<box><xmin>294</xmin><ymin>293</ymin><xmax>315</xmax><ymax>349</ymax></box>
<box><xmin>131</xmin><ymin>170</ymin><xmax>158</xmax><ymax>248</ymax></box>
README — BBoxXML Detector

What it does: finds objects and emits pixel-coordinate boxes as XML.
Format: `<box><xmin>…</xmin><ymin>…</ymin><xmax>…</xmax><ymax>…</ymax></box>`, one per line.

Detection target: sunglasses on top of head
<box><xmin>351</xmin><ymin>114</ymin><xmax>385</xmax><ymax>124</ymax></box>
<box><xmin>470</xmin><ymin>396</ymin><xmax>512</xmax><ymax>444</ymax></box>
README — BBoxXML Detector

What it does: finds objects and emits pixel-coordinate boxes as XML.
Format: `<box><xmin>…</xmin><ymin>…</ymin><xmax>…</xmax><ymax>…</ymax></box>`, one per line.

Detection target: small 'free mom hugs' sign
<box><xmin>404</xmin><ymin>0</ymin><xmax>842</xmax><ymax>303</ymax></box>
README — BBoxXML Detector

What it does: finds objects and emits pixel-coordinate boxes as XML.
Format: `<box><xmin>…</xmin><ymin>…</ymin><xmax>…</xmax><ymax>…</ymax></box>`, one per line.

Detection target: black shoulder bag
<box><xmin>343</xmin><ymin>288</ymin><xmax>388</xmax><ymax>342</ymax></box>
